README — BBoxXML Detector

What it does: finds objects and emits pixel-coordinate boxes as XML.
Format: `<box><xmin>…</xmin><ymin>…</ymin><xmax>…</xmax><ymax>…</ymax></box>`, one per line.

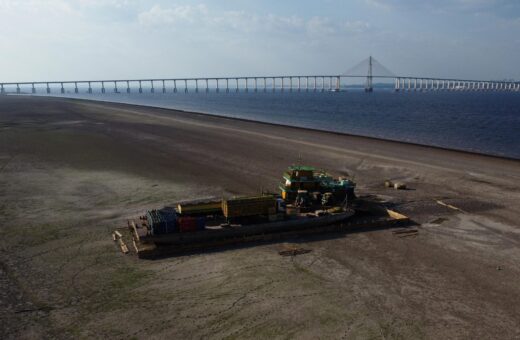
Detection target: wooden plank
<box><xmin>130</xmin><ymin>220</ymin><xmax>140</xmax><ymax>242</ymax></box>
<box><xmin>436</xmin><ymin>200</ymin><xmax>465</xmax><ymax>213</ymax></box>
<box><xmin>118</xmin><ymin>238</ymin><xmax>129</xmax><ymax>254</ymax></box>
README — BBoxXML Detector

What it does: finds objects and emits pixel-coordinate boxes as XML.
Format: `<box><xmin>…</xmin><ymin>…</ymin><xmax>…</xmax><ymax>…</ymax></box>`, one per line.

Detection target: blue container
<box><xmin>159</xmin><ymin>207</ymin><xmax>177</xmax><ymax>234</ymax></box>
<box><xmin>148</xmin><ymin>207</ymin><xmax>178</xmax><ymax>235</ymax></box>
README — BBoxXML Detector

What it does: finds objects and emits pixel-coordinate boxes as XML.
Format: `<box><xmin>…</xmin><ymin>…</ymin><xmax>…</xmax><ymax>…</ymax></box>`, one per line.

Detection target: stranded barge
<box><xmin>115</xmin><ymin>166</ymin><xmax>409</xmax><ymax>258</ymax></box>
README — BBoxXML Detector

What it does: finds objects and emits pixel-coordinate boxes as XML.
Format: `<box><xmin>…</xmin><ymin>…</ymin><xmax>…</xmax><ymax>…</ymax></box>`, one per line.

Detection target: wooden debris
<box><xmin>129</xmin><ymin>220</ymin><xmax>140</xmax><ymax>242</ymax></box>
<box><xmin>118</xmin><ymin>238</ymin><xmax>129</xmax><ymax>254</ymax></box>
<box><xmin>392</xmin><ymin>228</ymin><xmax>418</xmax><ymax>238</ymax></box>
<box><xmin>392</xmin><ymin>228</ymin><xmax>418</xmax><ymax>235</ymax></box>
<box><xmin>397</xmin><ymin>232</ymin><xmax>418</xmax><ymax>238</ymax></box>
<box><xmin>114</xmin><ymin>230</ymin><xmax>123</xmax><ymax>238</ymax></box>
<box><xmin>279</xmin><ymin>247</ymin><xmax>312</xmax><ymax>256</ymax></box>
<box><xmin>394</xmin><ymin>182</ymin><xmax>406</xmax><ymax>190</ymax></box>
<box><xmin>436</xmin><ymin>200</ymin><xmax>465</xmax><ymax>213</ymax></box>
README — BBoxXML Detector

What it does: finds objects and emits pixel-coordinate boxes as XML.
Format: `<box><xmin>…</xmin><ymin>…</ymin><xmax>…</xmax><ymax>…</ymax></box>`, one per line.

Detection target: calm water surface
<box><xmin>45</xmin><ymin>89</ymin><xmax>520</xmax><ymax>159</ymax></box>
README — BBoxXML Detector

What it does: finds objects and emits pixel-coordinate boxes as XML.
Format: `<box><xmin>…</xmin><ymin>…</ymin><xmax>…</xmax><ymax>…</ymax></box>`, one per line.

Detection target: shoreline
<box><xmin>21</xmin><ymin>94</ymin><xmax>520</xmax><ymax>162</ymax></box>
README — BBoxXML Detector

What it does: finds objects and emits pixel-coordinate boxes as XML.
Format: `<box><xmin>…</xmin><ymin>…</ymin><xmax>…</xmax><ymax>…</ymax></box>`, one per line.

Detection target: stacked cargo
<box><xmin>222</xmin><ymin>195</ymin><xmax>277</xmax><ymax>219</ymax></box>
<box><xmin>177</xmin><ymin>201</ymin><xmax>222</xmax><ymax>216</ymax></box>
<box><xmin>178</xmin><ymin>216</ymin><xmax>206</xmax><ymax>232</ymax></box>
<box><xmin>147</xmin><ymin>207</ymin><xmax>177</xmax><ymax>235</ymax></box>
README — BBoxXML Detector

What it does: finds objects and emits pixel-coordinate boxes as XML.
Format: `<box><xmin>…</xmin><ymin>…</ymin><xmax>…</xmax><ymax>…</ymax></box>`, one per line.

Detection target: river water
<box><xmin>47</xmin><ymin>88</ymin><xmax>520</xmax><ymax>159</ymax></box>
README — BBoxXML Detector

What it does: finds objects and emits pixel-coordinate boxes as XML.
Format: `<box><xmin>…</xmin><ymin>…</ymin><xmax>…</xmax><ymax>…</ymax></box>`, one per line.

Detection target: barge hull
<box><xmin>130</xmin><ymin>209</ymin><xmax>410</xmax><ymax>258</ymax></box>
<box><xmin>144</xmin><ymin>211</ymin><xmax>354</xmax><ymax>245</ymax></box>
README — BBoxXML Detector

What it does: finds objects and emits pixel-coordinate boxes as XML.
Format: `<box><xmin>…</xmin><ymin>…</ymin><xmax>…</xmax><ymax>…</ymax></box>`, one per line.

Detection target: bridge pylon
<box><xmin>365</xmin><ymin>56</ymin><xmax>373</xmax><ymax>92</ymax></box>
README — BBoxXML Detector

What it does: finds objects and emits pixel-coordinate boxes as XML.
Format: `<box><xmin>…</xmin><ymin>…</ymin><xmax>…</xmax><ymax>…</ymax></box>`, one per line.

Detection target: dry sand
<box><xmin>1</xmin><ymin>95</ymin><xmax>519</xmax><ymax>339</ymax></box>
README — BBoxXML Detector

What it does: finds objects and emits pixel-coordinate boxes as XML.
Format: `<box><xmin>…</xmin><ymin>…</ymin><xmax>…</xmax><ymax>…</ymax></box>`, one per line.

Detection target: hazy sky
<box><xmin>1</xmin><ymin>0</ymin><xmax>519</xmax><ymax>82</ymax></box>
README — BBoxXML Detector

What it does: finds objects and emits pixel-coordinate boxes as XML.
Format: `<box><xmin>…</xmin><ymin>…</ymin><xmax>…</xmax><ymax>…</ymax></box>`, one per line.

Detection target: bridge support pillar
<box><xmin>394</xmin><ymin>78</ymin><xmax>399</xmax><ymax>91</ymax></box>
<box><xmin>16</xmin><ymin>84</ymin><xmax>20</xmax><ymax>94</ymax></box>
<box><xmin>162</xmin><ymin>80</ymin><xmax>166</xmax><ymax>93</ymax></box>
<box><xmin>32</xmin><ymin>83</ymin><xmax>36</xmax><ymax>94</ymax></box>
<box><xmin>336</xmin><ymin>76</ymin><xmax>340</xmax><ymax>92</ymax></box>
<box><xmin>205</xmin><ymin>79</ymin><xmax>209</xmax><ymax>93</ymax></box>
<box><xmin>138</xmin><ymin>81</ymin><xmax>143</xmax><ymax>93</ymax></box>
<box><xmin>174</xmin><ymin>80</ymin><xmax>177</xmax><ymax>93</ymax></box>
<box><xmin>281</xmin><ymin>78</ymin><xmax>284</xmax><ymax>92</ymax></box>
<box><xmin>216</xmin><ymin>79</ymin><xmax>220</xmax><ymax>93</ymax></box>
<box><xmin>0</xmin><ymin>84</ymin><xmax>4</xmax><ymax>94</ymax></box>
<box><xmin>263</xmin><ymin>78</ymin><xmax>267</xmax><ymax>92</ymax></box>
<box><xmin>101</xmin><ymin>82</ymin><xmax>105</xmax><ymax>94</ymax></box>
<box><xmin>47</xmin><ymin>83</ymin><xmax>52</xmax><ymax>94</ymax></box>
<box><xmin>60</xmin><ymin>83</ymin><xmax>65</xmax><ymax>94</ymax></box>
<box><xmin>321</xmin><ymin>77</ymin><xmax>325</xmax><ymax>92</ymax></box>
<box><xmin>126</xmin><ymin>81</ymin><xmax>131</xmax><ymax>93</ymax></box>
<box><xmin>245</xmin><ymin>78</ymin><xmax>249</xmax><ymax>93</ymax></box>
<box><xmin>272</xmin><ymin>77</ymin><xmax>276</xmax><ymax>92</ymax></box>
<box><xmin>185</xmin><ymin>80</ymin><xmax>188</xmax><ymax>93</ymax></box>
<box><xmin>114</xmin><ymin>81</ymin><xmax>119</xmax><ymax>93</ymax></box>
<box><xmin>236</xmin><ymin>78</ymin><xmax>239</xmax><ymax>93</ymax></box>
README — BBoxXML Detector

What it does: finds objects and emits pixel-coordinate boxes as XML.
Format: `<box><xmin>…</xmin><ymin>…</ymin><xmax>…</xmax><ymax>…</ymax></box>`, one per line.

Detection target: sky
<box><xmin>1</xmin><ymin>0</ymin><xmax>519</xmax><ymax>82</ymax></box>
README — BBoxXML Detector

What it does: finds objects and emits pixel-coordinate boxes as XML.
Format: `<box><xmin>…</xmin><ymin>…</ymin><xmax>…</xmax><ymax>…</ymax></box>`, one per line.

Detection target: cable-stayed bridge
<box><xmin>1</xmin><ymin>57</ymin><xmax>518</xmax><ymax>94</ymax></box>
